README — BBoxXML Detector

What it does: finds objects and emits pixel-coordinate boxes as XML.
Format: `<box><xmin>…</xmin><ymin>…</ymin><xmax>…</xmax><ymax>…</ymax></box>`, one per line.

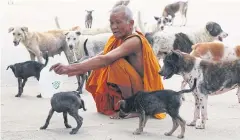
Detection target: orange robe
<box><xmin>86</xmin><ymin>31</ymin><xmax>164</xmax><ymax>115</ymax></box>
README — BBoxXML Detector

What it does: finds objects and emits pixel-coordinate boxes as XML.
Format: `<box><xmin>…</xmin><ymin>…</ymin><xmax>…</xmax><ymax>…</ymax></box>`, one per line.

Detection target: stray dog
<box><xmin>8</xmin><ymin>25</ymin><xmax>80</xmax><ymax>64</ymax></box>
<box><xmin>85</xmin><ymin>10</ymin><xmax>94</xmax><ymax>28</ymax></box>
<box><xmin>40</xmin><ymin>91</ymin><xmax>86</xmax><ymax>134</ymax></box>
<box><xmin>153</xmin><ymin>16</ymin><xmax>172</xmax><ymax>31</ymax></box>
<box><xmin>65</xmin><ymin>31</ymin><xmax>112</xmax><ymax>92</ymax></box>
<box><xmin>161</xmin><ymin>1</ymin><xmax>188</xmax><ymax>26</ymax></box>
<box><xmin>6</xmin><ymin>53</ymin><xmax>49</xmax><ymax>97</ymax></box>
<box><xmin>190</xmin><ymin>42</ymin><xmax>240</xmax><ymax>61</ymax></box>
<box><xmin>144</xmin><ymin>21</ymin><xmax>228</xmax><ymax>59</ymax></box>
<box><xmin>159</xmin><ymin>50</ymin><xmax>240</xmax><ymax>129</ymax></box>
<box><xmin>118</xmin><ymin>78</ymin><xmax>197</xmax><ymax>138</ymax></box>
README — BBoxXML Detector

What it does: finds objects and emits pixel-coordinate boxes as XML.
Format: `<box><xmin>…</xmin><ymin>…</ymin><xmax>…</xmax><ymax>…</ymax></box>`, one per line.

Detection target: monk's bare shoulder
<box><xmin>103</xmin><ymin>36</ymin><xmax>142</xmax><ymax>64</ymax></box>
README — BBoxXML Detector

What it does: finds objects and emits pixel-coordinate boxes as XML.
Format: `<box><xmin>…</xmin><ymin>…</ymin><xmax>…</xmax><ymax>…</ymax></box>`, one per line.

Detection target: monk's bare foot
<box><xmin>123</xmin><ymin>112</ymin><xmax>139</xmax><ymax>119</ymax></box>
<box><xmin>110</xmin><ymin>112</ymin><xmax>122</xmax><ymax>119</ymax></box>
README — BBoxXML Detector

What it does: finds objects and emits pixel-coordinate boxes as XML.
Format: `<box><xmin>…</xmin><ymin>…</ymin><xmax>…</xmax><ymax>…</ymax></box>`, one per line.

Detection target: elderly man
<box><xmin>50</xmin><ymin>5</ymin><xmax>165</xmax><ymax>119</ymax></box>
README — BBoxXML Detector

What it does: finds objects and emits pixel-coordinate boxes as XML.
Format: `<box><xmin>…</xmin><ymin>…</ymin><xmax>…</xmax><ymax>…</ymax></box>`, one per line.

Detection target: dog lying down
<box><xmin>118</xmin><ymin>78</ymin><xmax>197</xmax><ymax>139</ymax></box>
<box><xmin>40</xmin><ymin>91</ymin><xmax>86</xmax><ymax>135</ymax></box>
<box><xmin>6</xmin><ymin>53</ymin><xmax>48</xmax><ymax>97</ymax></box>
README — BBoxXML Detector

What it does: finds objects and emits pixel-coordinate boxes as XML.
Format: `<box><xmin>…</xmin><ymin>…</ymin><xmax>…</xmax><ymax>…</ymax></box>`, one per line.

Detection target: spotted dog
<box><xmin>159</xmin><ymin>50</ymin><xmax>240</xmax><ymax>129</ymax></box>
<box><xmin>144</xmin><ymin>22</ymin><xmax>228</xmax><ymax>59</ymax></box>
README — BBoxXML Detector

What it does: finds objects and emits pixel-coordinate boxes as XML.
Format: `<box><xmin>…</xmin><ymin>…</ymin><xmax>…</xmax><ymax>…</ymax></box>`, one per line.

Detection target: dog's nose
<box><xmin>161</xmin><ymin>26</ymin><xmax>164</xmax><ymax>30</ymax></box>
<box><xmin>13</xmin><ymin>41</ymin><xmax>17</xmax><ymax>44</ymax></box>
<box><xmin>69</xmin><ymin>45</ymin><xmax>73</xmax><ymax>50</ymax></box>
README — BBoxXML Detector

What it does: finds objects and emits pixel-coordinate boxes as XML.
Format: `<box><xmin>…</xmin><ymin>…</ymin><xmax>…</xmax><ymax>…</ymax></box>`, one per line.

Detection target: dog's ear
<box><xmin>75</xmin><ymin>31</ymin><xmax>81</xmax><ymax>36</ymax></box>
<box><xmin>64</xmin><ymin>32</ymin><xmax>69</xmax><ymax>36</ymax></box>
<box><xmin>21</xmin><ymin>27</ymin><xmax>28</xmax><ymax>32</ymax></box>
<box><xmin>206</xmin><ymin>22</ymin><xmax>214</xmax><ymax>32</ymax></box>
<box><xmin>154</xmin><ymin>16</ymin><xmax>160</xmax><ymax>21</ymax></box>
<box><xmin>8</xmin><ymin>27</ymin><xmax>14</xmax><ymax>33</ymax></box>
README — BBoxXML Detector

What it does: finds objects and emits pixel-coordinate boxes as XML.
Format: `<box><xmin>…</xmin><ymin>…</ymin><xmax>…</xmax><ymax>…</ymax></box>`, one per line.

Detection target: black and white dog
<box><xmin>159</xmin><ymin>50</ymin><xmax>240</xmax><ymax>129</ymax></box>
<box><xmin>40</xmin><ymin>91</ymin><xmax>86</xmax><ymax>134</ymax></box>
<box><xmin>118</xmin><ymin>78</ymin><xmax>197</xmax><ymax>139</ymax></box>
<box><xmin>145</xmin><ymin>21</ymin><xmax>228</xmax><ymax>59</ymax></box>
<box><xmin>6</xmin><ymin>53</ymin><xmax>48</xmax><ymax>97</ymax></box>
<box><xmin>154</xmin><ymin>1</ymin><xmax>188</xmax><ymax>30</ymax></box>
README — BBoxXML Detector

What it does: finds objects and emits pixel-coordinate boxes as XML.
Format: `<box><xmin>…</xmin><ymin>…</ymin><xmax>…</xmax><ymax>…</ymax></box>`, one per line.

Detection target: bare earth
<box><xmin>1</xmin><ymin>0</ymin><xmax>240</xmax><ymax>140</ymax></box>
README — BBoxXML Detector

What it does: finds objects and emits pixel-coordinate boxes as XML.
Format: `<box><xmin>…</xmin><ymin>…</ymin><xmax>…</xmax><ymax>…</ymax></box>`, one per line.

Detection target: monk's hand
<box><xmin>49</xmin><ymin>63</ymin><xmax>70</xmax><ymax>75</ymax></box>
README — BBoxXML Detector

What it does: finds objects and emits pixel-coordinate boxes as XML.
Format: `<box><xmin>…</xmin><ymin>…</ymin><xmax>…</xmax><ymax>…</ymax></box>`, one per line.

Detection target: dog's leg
<box><xmin>133</xmin><ymin>110</ymin><xmax>145</xmax><ymax>135</ymax></box>
<box><xmin>63</xmin><ymin>112</ymin><xmax>72</xmax><ymax>128</ymax></box>
<box><xmin>29</xmin><ymin>51</ymin><xmax>36</xmax><ymax>61</ymax></box>
<box><xmin>40</xmin><ymin>108</ymin><xmax>54</xmax><ymax>129</ymax></box>
<box><xmin>176</xmin><ymin>115</ymin><xmax>186</xmax><ymax>139</ymax></box>
<box><xmin>195</xmin><ymin>94</ymin><xmax>208</xmax><ymax>129</ymax></box>
<box><xmin>142</xmin><ymin>115</ymin><xmax>149</xmax><ymax>127</ymax></box>
<box><xmin>187</xmin><ymin>93</ymin><xmax>200</xmax><ymax>126</ymax></box>
<box><xmin>237</xmin><ymin>86</ymin><xmax>240</xmax><ymax>103</ymax></box>
<box><xmin>68</xmin><ymin>110</ymin><xmax>83</xmax><ymax>135</ymax></box>
<box><xmin>15</xmin><ymin>78</ymin><xmax>23</xmax><ymax>97</ymax></box>
<box><xmin>181</xmin><ymin>80</ymin><xmax>187</xmax><ymax>101</ymax></box>
<box><xmin>76</xmin><ymin>75</ymin><xmax>85</xmax><ymax>93</ymax></box>
<box><xmin>20</xmin><ymin>78</ymin><xmax>28</xmax><ymax>95</ymax></box>
<box><xmin>164</xmin><ymin>117</ymin><xmax>179</xmax><ymax>137</ymax></box>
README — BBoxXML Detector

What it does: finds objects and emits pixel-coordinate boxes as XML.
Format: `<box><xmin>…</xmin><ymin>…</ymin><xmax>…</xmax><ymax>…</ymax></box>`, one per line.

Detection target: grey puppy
<box><xmin>40</xmin><ymin>91</ymin><xmax>87</xmax><ymax>135</ymax></box>
<box><xmin>118</xmin><ymin>78</ymin><xmax>197</xmax><ymax>139</ymax></box>
<box><xmin>6</xmin><ymin>52</ymin><xmax>48</xmax><ymax>97</ymax></box>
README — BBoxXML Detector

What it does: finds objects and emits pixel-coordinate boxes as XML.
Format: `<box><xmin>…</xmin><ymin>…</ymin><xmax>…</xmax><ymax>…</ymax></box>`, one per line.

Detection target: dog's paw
<box><xmin>177</xmin><ymin>134</ymin><xmax>184</xmax><ymax>139</ymax></box>
<box><xmin>195</xmin><ymin>124</ymin><xmax>205</xmax><ymax>129</ymax></box>
<box><xmin>36</xmin><ymin>94</ymin><xmax>42</xmax><ymax>98</ymax></box>
<box><xmin>40</xmin><ymin>126</ymin><xmax>47</xmax><ymax>130</ymax></box>
<box><xmin>187</xmin><ymin>121</ymin><xmax>196</xmax><ymax>126</ymax></box>
<box><xmin>70</xmin><ymin>128</ymin><xmax>78</xmax><ymax>135</ymax></box>
<box><xmin>133</xmin><ymin>128</ymin><xmax>143</xmax><ymax>135</ymax></box>
<box><xmin>15</xmin><ymin>94</ymin><xmax>21</xmax><ymax>97</ymax></box>
<box><xmin>164</xmin><ymin>132</ymin><xmax>172</xmax><ymax>136</ymax></box>
<box><xmin>65</xmin><ymin>124</ymin><xmax>72</xmax><ymax>128</ymax></box>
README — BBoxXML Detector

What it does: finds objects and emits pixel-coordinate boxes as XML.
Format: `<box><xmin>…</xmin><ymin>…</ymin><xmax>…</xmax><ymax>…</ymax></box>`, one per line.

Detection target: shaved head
<box><xmin>111</xmin><ymin>5</ymin><xmax>133</xmax><ymax>22</ymax></box>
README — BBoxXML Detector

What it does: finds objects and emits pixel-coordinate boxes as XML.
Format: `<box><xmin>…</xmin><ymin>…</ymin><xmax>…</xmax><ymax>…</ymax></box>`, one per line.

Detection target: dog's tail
<box><xmin>177</xmin><ymin>78</ymin><xmax>197</xmax><ymax>94</ymax></box>
<box><xmin>55</xmin><ymin>16</ymin><xmax>61</xmax><ymax>29</ymax></box>
<box><xmin>83</xmin><ymin>38</ymin><xmax>89</xmax><ymax>56</ymax></box>
<box><xmin>81</xmin><ymin>99</ymin><xmax>87</xmax><ymax>111</ymax></box>
<box><xmin>137</xmin><ymin>10</ymin><xmax>146</xmax><ymax>34</ymax></box>
<box><xmin>6</xmin><ymin>65</ymin><xmax>12</xmax><ymax>70</ymax></box>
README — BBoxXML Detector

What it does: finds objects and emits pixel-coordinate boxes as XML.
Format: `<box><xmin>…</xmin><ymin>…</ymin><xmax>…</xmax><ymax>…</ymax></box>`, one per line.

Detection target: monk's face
<box><xmin>110</xmin><ymin>11</ymin><xmax>134</xmax><ymax>39</ymax></box>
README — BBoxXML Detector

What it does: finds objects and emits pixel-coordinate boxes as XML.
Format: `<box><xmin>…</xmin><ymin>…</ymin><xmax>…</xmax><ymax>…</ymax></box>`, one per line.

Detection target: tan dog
<box><xmin>190</xmin><ymin>42</ymin><xmax>240</xmax><ymax>61</ymax></box>
<box><xmin>8</xmin><ymin>26</ymin><xmax>80</xmax><ymax>64</ymax></box>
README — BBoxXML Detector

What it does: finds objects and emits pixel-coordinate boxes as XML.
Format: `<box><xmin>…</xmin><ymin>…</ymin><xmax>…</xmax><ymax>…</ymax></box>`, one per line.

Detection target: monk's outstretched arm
<box><xmin>67</xmin><ymin>36</ymin><xmax>142</xmax><ymax>76</ymax></box>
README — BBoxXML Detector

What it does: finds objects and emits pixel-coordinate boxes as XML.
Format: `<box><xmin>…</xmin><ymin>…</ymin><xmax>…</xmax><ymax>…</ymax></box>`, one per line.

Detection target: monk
<box><xmin>49</xmin><ymin>5</ymin><xmax>165</xmax><ymax>119</ymax></box>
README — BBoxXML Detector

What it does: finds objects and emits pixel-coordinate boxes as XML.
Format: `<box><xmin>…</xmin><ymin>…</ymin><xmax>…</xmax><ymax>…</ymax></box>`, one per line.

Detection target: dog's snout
<box><xmin>69</xmin><ymin>45</ymin><xmax>73</xmax><ymax>50</ymax></box>
<box><xmin>160</xmin><ymin>26</ymin><xmax>164</xmax><ymax>30</ymax></box>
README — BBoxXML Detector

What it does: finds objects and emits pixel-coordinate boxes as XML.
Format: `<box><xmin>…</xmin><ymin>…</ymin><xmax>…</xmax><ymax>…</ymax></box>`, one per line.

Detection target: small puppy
<box><xmin>40</xmin><ymin>91</ymin><xmax>87</xmax><ymax>135</ymax></box>
<box><xmin>118</xmin><ymin>78</ymin><xmax>197</xmax><ymax>139</ymax></box>
<box><xmin>6</xmin><ymin>53</ymin><xmax>48</xmax><ymax>97</ymax></box>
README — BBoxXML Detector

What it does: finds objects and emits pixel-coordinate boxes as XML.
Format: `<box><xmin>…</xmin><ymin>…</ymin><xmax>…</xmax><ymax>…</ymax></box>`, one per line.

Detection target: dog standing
<box><xmin>161</xmin><ymin>1</ymin><xmax>188</xmax><ymax>26</ymax></box>
<box><xmin>85</xmin><ymin>10</ymin><xmax>94</xmax><ymax>28</ymax></box>
<box><xmin>118</xmin><ymin>78</ymin><xmax>197</xmax><ymax>139</ymax></box>
<box><xmin>159</xmin><ymin>50</ymin><xmax>240</xmax><ymax>129</ymax></box>
<box><xmin>65</xmin><ymin>31</ymin><xmax>112</xmax><ymax>92</ymax></box>
<box><xmin>144</xmin><ymin>22</ymin><xmax>228</xmax><ymax>60</ymax></box>
<box><xmin>40</xmin><ymin>91</ymin><xmax>86</xmax><ymax>134</ymax></box>
<box><xmin>8</xmin><ymin>26</ymin><xmax>80</xmax><ymax>64</ymax></box>
<box><xmin>6</xmin><ymin>53</ymin><xmax>49</xmax><ymax>97</ymax></box>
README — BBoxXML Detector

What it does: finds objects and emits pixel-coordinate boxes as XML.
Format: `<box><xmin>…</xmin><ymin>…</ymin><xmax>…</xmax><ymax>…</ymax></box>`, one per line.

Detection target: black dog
<box><xmin>118</xmin><ymin>78</ymin><xmax>197</xmax><ymax>139</ymax></box>
<box><xmin>40</xmin><ymin>91</ymin><xmax>87</xmax><ymax>135</ymax></box>
<box><xmin>6</xmin><ymin>53</ymin><xmax>48</xmax><ymax>97</ymax></box>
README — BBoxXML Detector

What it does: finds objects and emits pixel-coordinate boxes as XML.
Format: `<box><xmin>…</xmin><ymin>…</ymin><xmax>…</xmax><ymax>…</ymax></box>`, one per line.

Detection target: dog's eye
<box><xmin>13</xmin><ymin>33</ymin><xmax>15</xmax><ymax>35</ymax></box>
<box><xmin>73</xmin><ymin>38</ymin><xmax>76</xmax><ymax>40</ymax></box>
<box><xmin>18</xmin><ymin>33</ymin><xmax>21</xmax><ymax>36</ymax></box>
<box><xmin>67</xmin><ymin>38</ymin><xmax>70</xmax><ymax>40</ymax></box>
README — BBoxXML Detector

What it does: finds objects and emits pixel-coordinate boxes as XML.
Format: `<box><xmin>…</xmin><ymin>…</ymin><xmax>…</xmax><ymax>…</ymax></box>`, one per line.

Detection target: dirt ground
<box><xmin>1</xmin><ymin>0</ymin><xmax>240</xmax><ymax>140</ymax></box>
